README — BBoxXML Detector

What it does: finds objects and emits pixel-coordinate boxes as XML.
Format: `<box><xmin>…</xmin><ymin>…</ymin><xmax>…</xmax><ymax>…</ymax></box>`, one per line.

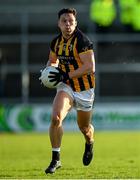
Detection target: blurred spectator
<box><xmin>89</xmin><ymin>0</ymin><xmax>117</xmax><ymax>32</ymax></box>
<box><xmin>131</xmin><ymin>0</ymin><xmax>140</xmax><ymax>31</ymax></box>
<box><xmin>89</xmin><ymin>0</ymin><xmax>140</xmax><ymax>33</ymax></box>
<box><xmin>119</xmin><ymin>0</ymin><xmax>136</xmax><ymax>32</ymax></box>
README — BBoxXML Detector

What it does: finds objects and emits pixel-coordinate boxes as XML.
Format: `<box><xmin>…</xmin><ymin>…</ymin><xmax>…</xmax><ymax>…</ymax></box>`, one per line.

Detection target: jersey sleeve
<box><xmin>76</xmin><ymin>33</ymin><xmax>93</xmax><ymax>54</ymax></box>
<box><xmin>50</xmin><ymin>38</ymin><xmax>56</xmax><ymax>53</ymax></box>
<box><xmin>49</xmin><ymin>38</ymin><xmax>58</xmax><ymax>63</ymax></box>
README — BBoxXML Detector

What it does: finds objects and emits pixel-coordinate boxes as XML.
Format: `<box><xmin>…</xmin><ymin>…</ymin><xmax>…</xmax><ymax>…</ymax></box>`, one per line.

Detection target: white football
<box><xmin>39</xmin><ymin>66</ymin><xmax>59</xmax><ymax>88</ymax></box>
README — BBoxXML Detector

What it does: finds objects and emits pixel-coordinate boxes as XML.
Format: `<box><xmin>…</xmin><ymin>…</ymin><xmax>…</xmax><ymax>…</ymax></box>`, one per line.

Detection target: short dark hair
<box><xmin>58</xmin><ymin>8</ymin><xmax>77</xmax><ymax>19</ymax></box>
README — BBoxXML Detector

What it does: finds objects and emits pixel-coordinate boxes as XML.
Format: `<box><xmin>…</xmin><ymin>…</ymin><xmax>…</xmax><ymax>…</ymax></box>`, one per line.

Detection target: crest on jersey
<box><xmin>68</xmin><ymin>44</ymin><xmax>73</xmax><ymax>51</ymax></box>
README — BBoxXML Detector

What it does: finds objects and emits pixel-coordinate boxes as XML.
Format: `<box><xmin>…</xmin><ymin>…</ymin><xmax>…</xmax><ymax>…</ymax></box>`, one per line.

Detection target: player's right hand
<box><xmin>48</xmin><ymin>67</ymin><xmax>70</xmax><ymax>85</ymax></box>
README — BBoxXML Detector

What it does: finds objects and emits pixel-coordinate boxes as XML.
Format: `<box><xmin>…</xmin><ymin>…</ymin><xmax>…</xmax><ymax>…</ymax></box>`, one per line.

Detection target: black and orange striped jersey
<box><xmin>49</xmin><ymin>28</ymin><xmax>95</xmax><ymax>92</ymax></box>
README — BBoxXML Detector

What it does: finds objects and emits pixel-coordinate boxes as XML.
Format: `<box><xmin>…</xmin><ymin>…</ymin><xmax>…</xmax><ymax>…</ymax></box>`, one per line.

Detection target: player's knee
<box><xmin>79</xmin><ymin>126</ymin><xmax>90</xmax><ymax>136</ymax></box>
<box><xmin>51</xmin><ymin>112</ymin><xmax>62</xmax><ymax>127</ymax></box>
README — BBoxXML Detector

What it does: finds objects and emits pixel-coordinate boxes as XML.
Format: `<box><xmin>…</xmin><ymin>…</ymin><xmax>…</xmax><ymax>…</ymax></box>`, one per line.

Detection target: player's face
<box><xmin>58</xmin><ymin>13</ymin><xmax>77</xmax><ymax>39</ymax></box>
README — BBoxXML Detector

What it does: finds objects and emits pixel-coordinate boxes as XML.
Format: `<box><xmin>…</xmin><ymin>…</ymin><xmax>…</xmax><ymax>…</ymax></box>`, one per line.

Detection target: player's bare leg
<box><xmin>50</xmin><ymin>91</ymin><xmax>73</xmax><ymax>148</ymax></box>
<box><xmin>45</xmin><ymin>91</ymin><xmax>73</xmax><ymax>174</ymax></box>
<box><xmin>77</xmin><ymin>110</ymin><xmax>94</xmax><ymax>166</ymax></box>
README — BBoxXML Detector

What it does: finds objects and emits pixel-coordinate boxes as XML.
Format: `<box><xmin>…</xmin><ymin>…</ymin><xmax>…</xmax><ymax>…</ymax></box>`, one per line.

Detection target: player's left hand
<box><xmin>48</xmin><ymin>67</ymin><xmax>70</xmax><ymax>85</ymax></box>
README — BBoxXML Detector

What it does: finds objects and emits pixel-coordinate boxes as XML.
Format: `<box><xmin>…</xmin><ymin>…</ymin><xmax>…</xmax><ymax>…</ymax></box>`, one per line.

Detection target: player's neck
<box><xmin>62</xmin><ymin>33</ymin><xmax>73</xmax><ymax>40</ymax></box>
<box><xmin>62</xmin><ymin>29</ymin><xmax>76</xmax><ymax>40</ymax></box>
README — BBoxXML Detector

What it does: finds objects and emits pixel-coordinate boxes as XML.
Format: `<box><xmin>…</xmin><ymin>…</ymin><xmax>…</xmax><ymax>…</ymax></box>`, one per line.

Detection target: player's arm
<box><xmin>48</xmin><ymin>50</ymin><xmax>95</xmax><ymax>85</ymax></box>
<box><xmin>69</xmin><ymin>50</ymin><xmax>95</xmax><ymax>79</ymax></box>
<box><xmin>68</xmin><ymin>33</ymin><xmax>95</xmax><ymax>79</ymax></box>
<box><xmin>47</xmin><ymin>37</ymin><xmax>59</xmax><ymax>67</ymax></box>
<box><xmin>47</xmin><ymin>51</ymin><xmax>59</xmax><ymax>67</ymax></box>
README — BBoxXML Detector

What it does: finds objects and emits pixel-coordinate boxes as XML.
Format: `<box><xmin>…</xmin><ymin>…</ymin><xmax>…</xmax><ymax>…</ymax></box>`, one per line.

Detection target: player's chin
<box><xmin>66</xmin><ymin>31</ymin><xmax>74</xmax><ymax>36</ymax></box>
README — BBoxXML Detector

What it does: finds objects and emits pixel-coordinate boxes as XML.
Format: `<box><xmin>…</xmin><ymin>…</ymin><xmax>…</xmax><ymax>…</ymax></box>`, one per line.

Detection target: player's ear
<box><xmin>75</xmin><ymin>20</ymin><xmax>77</xmax><ymax>27</ymax></box>
<box><xmin>58</xmin><ymin>20</ymin><xmax>60</xmax><ymax>28</ymax></box>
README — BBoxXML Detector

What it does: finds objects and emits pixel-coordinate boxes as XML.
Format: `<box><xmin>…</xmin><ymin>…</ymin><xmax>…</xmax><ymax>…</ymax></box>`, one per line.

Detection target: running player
<box><xmin>44</xmin><ymin>8</ymin><xmax>95</xmax><ymax>174</ymax></box>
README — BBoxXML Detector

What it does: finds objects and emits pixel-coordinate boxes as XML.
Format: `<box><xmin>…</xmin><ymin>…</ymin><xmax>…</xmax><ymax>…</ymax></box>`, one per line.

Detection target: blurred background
<box><xmin>0</xmin><ymin>0</ymin><xmax>140</xmax><ymax>132</ymax></box>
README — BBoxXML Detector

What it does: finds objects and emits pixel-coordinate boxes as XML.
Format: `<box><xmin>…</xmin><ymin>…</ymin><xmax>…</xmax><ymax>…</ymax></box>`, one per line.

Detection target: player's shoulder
<box><xmin>75</xmin><ymin>28</ymin><xmax>91</xmax><ymax>43</ymax></box>
<box><xmin>50</xmin><ymin>33</ymin><xmax>61</xmax><ymax>50</ymax></box>
<box><xmin>51</xmin><ymin>33</ymin><xmax>61</xmax><ymax>44</ymax></box>
<box><xmin>74</xmin><ymin>28</ymin><xmax>93</xmax><ymax>52</ymax></box>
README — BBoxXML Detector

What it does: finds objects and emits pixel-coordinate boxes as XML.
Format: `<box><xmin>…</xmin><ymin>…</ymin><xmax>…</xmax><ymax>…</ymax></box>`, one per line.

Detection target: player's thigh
<box><xmin>77</xmin><ymin>110</ymin><xmax>93</xmax><ymax>128</ymax></box>
<box><xmin>52</xmin><ymin>90</ymin><xmax>73</xmax><ymax>121</ymax></box>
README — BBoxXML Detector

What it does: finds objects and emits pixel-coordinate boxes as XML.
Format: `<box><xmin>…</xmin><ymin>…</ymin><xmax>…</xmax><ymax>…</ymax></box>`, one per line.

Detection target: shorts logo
<box><xmin>76</xmin><ymin>102</ymin><xmax>92</xmax><ymax>109</ymax></box>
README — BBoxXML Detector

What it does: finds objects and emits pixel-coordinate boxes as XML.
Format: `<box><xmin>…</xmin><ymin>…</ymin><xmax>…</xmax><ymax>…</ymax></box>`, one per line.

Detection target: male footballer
<box><xmin>44</xmin><ymin>8</ymin><xmax>95</xmax><ymax>174</ymax></box>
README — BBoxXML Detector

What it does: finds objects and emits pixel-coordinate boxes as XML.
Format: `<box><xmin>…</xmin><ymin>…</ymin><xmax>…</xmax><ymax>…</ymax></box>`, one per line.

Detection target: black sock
<box><xmin>52</xmin><ymin>151</ymin><xmax>60</xmax><ymax>161</ymax></box>
<box><xmin>85</xmin><ymin>142</ymin><xmax>93</xmax><ymax>151</ymax></box>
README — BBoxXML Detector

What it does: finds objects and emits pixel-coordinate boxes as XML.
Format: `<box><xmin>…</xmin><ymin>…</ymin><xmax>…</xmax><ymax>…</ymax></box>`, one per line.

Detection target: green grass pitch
<box><xmin>0</xmin><ymin>131</ymin><xmax>140</xmax><ymax>179</ymax></box>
